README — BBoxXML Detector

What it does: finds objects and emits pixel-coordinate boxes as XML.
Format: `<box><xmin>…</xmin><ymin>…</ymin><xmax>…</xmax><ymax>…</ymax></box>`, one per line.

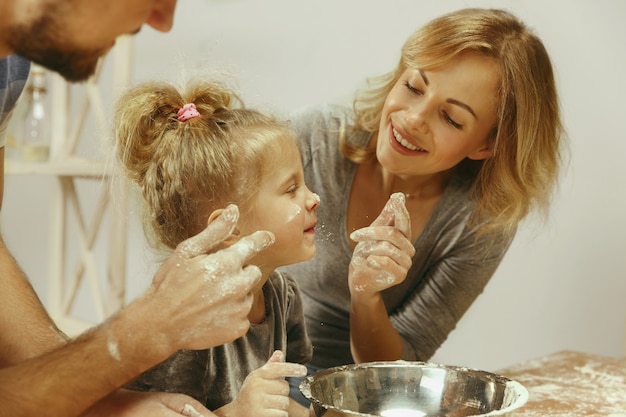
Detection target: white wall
<box><xmin>3</xmin><ymin>0</ymin><xmax>625</xmax><ymax>372</ymax></box>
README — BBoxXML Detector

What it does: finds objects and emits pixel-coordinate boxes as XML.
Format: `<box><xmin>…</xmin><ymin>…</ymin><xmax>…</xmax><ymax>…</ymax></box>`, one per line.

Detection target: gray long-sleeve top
<box><xmin>280</xmin><ymin>104</ymin><xmax>515</xmax><ymax>369</ymax></box>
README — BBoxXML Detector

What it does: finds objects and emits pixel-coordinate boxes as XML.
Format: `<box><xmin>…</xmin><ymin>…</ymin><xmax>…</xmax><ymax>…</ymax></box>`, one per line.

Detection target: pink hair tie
<box><xmin>177</xmin><ymin>103</ymin><xmax>201</xmax><ymax>122</ymax></box>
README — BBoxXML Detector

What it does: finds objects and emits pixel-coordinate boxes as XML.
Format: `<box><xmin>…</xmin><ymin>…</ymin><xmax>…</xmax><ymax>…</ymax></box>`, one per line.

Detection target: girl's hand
<box><xmin>349</xmin><ymin>193</ymin><xmax>415</xmax><ymax>296</ymax></box>
<box><xmin>215</xmin><ymin>351</ymin><xmax>307</xmax><ymax>417</ymax></box>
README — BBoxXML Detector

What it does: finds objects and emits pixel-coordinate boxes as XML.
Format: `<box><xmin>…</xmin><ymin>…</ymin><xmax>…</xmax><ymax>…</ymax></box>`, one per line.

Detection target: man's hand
<box><xmin>131</xmin><ymin>204</ymin><xmax>275</xmax><ymax>354</ymax></box>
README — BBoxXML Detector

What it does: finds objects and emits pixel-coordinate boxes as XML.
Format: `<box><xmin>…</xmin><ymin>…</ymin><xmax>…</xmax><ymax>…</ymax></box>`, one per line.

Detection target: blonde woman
<box><xmin>114</xmin><ymin>78</ymin><xmax>320</xmax><ymax>416</ymax></box>
<box><xmin>282</xmin><ymin>7</ymin><xmax>564</xmax><ymax>404</ymax></box>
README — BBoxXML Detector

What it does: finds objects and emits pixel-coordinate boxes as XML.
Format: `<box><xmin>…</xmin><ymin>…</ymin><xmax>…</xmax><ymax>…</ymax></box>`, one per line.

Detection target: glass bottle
<box><xmin>20</xmin><ymin>65</ymin><xmax>50</xmax><ymax>162</ymax></box>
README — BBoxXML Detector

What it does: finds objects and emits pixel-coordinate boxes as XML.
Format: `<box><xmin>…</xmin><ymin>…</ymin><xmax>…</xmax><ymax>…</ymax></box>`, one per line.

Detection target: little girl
<box><xmin>113</xmin><ymin>78</ymin><xmax>319</xmax><ymax>416</ymax></box>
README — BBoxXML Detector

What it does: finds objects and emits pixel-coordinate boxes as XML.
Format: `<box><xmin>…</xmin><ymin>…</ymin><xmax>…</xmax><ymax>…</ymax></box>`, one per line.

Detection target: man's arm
<box><xmin>0</xmin><ymin>235</ymin><xmax>209</xmax><ymax>417</ymax></box>
<box><xmin>0</xmin><ymin>236</ymin><xmax>68</xmax><ymax>366</ymax></box>
<box><xmin>0</xmin><ymin>206</ymin><xmax>273</xmax><ymax>417</ymax></box>
<box><xmin>1</xmin><ymin>147</ymin><xmax>4</xmax><ymax>209</ymax></box>
<box><xmin>0</xmin><ymin>290</ymin><xmax>194</xmax><ymax>417</ymax></box>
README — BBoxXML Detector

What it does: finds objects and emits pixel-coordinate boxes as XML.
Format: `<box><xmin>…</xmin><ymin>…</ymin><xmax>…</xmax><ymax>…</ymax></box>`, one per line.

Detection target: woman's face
<box><xmin>240</xmin><ymin>138</ymin><xmax>319</xmax><ymax>271</ymax></box>
<box><xmin>376</xmin><ymin>52</ymin><xmax>500</xmax><ymax>178</ymax></box>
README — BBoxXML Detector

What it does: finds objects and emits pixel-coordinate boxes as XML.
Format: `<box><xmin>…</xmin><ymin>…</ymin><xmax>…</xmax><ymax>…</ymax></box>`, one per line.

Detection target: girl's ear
<box><xmin>208</xmin><ymin>208</ymin><xmax>241</xmax><ymax>246</ymax></box>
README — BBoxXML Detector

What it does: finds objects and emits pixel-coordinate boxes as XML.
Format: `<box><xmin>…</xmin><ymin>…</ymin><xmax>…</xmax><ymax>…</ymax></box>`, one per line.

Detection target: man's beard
<box><xmin>9</xmin><ymin>13</ymin><xmax>105</xmax><ymax>82</ymax></box>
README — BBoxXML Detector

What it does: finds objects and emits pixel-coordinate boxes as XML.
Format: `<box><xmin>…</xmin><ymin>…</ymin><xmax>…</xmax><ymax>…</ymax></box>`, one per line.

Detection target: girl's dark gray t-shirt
<box><xmin>127</xmin><ymin>270</ymin><xmax>311</xmax><ymax>409</ymax></box>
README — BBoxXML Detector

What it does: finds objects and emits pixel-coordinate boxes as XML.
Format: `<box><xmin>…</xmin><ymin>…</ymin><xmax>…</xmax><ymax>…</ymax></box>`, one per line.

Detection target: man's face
<box><xmin>8</xmin><ymin>0</ymin><xmax>177</xmax><ymax>81</ymax></box>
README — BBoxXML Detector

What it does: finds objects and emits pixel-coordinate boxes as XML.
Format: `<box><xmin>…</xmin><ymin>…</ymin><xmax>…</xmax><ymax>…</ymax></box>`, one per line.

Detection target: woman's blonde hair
<box><xmin>348</xmin><ymin>8</ymin><xmax>564</xmax><ymax>234</ymax></box>
<box><xmin>114</xmin><ymin>79</ymin><xmax>294</xmax><ymax>250</ymax></box>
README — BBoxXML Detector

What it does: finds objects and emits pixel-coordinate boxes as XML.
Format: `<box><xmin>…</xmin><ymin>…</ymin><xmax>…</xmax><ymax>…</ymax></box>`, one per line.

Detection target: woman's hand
<box><xmin>348</xmin><ymin>193</ymin><xmax>415</xmax><ymax>362</ymax></box>
<box><xmin>215</xmin><ymin>351</ymin><xmax>307</xmax><ymax>417</ymax></box>
<box><xmin>349</xmin><ymin>193</ymin><xmax>415</xmax><ymax>296</ymax></box>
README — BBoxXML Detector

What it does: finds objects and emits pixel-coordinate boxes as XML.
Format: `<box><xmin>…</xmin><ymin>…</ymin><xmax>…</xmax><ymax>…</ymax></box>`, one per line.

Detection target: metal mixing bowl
<box><xmin>300</xmin><ymin>361</ymin><xmax>528</xmax><ymax>417</ymax></box>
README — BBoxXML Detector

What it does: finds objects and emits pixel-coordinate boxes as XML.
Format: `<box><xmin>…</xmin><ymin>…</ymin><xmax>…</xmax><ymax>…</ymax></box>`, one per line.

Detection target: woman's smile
<box><xmin>391</xmin><ymin>126</ymin><xmax>427</xmax><ymax>154</ymax></box>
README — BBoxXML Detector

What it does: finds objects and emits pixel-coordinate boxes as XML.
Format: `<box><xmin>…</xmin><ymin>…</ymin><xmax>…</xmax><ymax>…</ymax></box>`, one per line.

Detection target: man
<box><xmin>0</xmin><ymin>1</ymin><xmax>275</xmax><ymax>416</ymax></box>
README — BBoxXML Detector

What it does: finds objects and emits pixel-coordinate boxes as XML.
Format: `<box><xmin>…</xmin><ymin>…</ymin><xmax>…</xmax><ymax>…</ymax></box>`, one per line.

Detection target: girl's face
<box><xmin>376</xmin><ymin>52</ymin><xmax>500</xmax><ymax>178</ymax></box>
<box><xmin>239</xmin><ymin>138</ymin><xmax>319</xmax><ymax>271</ymax></box>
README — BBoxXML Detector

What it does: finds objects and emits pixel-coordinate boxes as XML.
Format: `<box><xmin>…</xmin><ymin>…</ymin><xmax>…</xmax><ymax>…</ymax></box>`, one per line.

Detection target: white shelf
<box><xmin>5</xmin><ymin>157</ymin><xmax>108</xmax><ymax>178</ymax></box>
<box><xmin>9</xmin><ymin>36</ymin><xmax>135</xmax><ymax>328</ymax></box>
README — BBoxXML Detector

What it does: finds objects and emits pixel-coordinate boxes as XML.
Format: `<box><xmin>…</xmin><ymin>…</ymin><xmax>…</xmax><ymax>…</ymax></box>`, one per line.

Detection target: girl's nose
<box><xmin>307</xmin><ymin>190</ymin><xmax>320</xmax><ymax>211</ymax></box>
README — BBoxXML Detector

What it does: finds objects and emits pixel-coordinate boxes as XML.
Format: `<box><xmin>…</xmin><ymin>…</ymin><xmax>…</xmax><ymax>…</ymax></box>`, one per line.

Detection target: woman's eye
<box><xmin>403</xmin><ymin>80</ymin><xmax>422</xmax><ymax>95</ymax></box>
<box><xmin>444</xmin><ymin>112</ymin><xmax>463</xmax><ymax>129</ymax></box>
<box><xmin>287</xmin><ymin>185</ymin><xmax>299</xmax><ymax>194</ymax></box>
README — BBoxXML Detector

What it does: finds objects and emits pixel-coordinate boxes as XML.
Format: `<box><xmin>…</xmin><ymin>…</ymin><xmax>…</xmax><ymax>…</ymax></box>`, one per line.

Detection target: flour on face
<box><xmin>286</xmin><ymin>203</ymin><xmax>301</xmax><ymax>223</ymax></box>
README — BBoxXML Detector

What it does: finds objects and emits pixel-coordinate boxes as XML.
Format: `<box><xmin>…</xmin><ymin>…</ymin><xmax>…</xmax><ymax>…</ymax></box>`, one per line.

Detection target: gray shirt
<box><xmin>128</xmin><ymin>270</ymin><xmax>312</xmax><ymax>410</ymax></box>
<box><xmin>1</xmin><ymin>55</ymin><xmax>30</xmax><ymax>147</ymax></box>
<box><xmin>280</xmin><ymin>104</ymin><xmax>515</xmax><ymax>369</ymax></box>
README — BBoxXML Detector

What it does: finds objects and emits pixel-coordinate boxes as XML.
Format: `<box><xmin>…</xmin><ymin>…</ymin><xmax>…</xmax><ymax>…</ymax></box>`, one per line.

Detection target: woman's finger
<box><xmin>350</xmin><ymin>227</ymin><xmax>416</xmax><ymax>257</ymax></box>
<box><xmin>388</xmin><ymin>192</ymin><xmax>412</xmax><ymax>238</ymax></box>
